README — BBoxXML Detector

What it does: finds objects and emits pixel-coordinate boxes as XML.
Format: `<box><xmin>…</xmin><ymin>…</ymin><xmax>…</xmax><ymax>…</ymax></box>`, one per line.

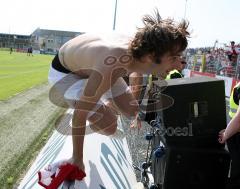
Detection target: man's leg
<box><xmin>87</xmin><ymin>104</ymin><xmax>117</xmax><ymax>135</ymax></box>
<box><xmin>105</xmin><ymin>77</ymin><xmax>139</xmax><ymax>119</ymax></box>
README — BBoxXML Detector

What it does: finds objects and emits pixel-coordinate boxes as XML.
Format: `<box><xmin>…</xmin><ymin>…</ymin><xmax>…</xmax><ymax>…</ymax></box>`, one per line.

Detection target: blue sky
<box><xmin>1</xmin><ymin>0</ymin><xmax>239</xmax><ymax>48</ymax></box>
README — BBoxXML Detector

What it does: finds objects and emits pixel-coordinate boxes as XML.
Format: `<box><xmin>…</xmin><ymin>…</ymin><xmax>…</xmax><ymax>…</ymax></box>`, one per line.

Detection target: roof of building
<box><xmin>31</xmin><ymin>28</ymin><xmax>84</xmax><ymax>37</ymax></box>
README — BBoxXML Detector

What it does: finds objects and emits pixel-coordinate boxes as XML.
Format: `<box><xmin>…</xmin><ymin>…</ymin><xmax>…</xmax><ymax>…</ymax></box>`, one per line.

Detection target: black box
<box><xmin>152</xmin><ymin>76</ymin><xmax>226</xmax><ymax>148</ymax></box>
<box><xmin>158</xmin><ymin>147</ymin><xmax>230</xmax><ymax>189</ymax></box>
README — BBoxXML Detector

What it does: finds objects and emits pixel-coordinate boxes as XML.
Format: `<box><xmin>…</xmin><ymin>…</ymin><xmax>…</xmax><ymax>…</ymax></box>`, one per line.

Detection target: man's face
<box><xmin>152</xmin><ymin>52</ymin><xmax>183</xmax><ymax>79</ymax></box>
<box><xmin>176</xmin><ymin>56</ymin><xmax>187</xmax><ymax>71</ymax></box>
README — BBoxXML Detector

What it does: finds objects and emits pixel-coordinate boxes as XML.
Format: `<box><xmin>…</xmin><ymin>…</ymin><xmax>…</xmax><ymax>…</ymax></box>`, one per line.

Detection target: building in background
<box><xmin>31</xmin><ymin>28</ymin><xmax>83</xmax><ymax>54</ymax></box>
<box><xmin>0</xmin><ymin>33</ymin><xmax>30</xmax><ymax>50</ymax></box>
<box><xmin>0</xmin><ymin>28</ymin><xmax>84</xmax><ymax>54</ymax></box>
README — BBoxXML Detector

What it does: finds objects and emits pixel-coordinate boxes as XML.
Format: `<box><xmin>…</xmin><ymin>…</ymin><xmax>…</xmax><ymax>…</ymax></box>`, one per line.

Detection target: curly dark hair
<box><xmin>129</xmin><ymin>9</ymin><xmax>190</xmax><ymax>64</ymax></box>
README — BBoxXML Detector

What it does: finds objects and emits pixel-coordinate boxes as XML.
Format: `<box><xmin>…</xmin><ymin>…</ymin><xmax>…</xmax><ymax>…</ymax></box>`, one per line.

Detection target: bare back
<box><xmin>58</xmin><ymin>33</ymin><xmax>132</xmax><ymax>77</ymax></box>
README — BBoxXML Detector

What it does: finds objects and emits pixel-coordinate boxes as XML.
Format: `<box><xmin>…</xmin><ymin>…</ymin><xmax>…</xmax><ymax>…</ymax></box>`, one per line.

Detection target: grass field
<box><xmin>0</xmin><ymin>51</ymin><xmax>53</xmax><ymax>100</ymax></box>
<box><xmin>0</xmin><ymin>50</ymin><xmax>65</xmax><ymax>188</ymax></box>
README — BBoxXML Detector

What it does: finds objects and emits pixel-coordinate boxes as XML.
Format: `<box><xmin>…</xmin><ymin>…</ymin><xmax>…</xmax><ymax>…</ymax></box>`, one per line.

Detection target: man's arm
<box><xmin>129</xmin><ymin>72</ymin><xmax>143</xmax><ymax>101</ymax></box>
<box><xmin>72</xmin><ymin>69</ymin><xmax>111</xmax><ymax>165</ymax></box>
<box><xmin>219</xmin><ymin>101</ymin><xmax>240</xmax><ymax>143</ymax></box>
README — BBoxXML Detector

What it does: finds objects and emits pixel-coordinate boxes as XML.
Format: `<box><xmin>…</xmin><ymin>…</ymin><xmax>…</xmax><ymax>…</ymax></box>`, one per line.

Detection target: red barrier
<box><xmin>190</xmin><ymin>71</ymin><xmax>216</xmax><ymax>77</ymax></box>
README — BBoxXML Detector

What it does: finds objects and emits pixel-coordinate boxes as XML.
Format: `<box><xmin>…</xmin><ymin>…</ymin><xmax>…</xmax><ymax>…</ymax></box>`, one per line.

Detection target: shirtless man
<box><xmin>48</xmin><ymin>10</ymin><xmax>190</xmax><ymax>173</ymax></box>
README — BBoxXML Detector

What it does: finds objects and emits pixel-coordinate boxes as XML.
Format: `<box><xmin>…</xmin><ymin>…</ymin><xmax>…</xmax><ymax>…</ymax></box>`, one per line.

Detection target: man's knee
<box><xmin>102</xmin><ymin>121</ymin><xmax>117</xmax><ymax>135</ymax></box>
<box><xmin>122</xmin><ymin>99</ymin><xmax>139</xmax><ymax>118</ymax></box>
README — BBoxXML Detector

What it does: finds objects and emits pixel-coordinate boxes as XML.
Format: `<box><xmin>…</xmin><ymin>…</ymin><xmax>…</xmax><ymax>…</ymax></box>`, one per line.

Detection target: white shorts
<box><xmin>48</xmin><ymin>66</ymin><xmax>130</xmax><ymax>117</ymax></box>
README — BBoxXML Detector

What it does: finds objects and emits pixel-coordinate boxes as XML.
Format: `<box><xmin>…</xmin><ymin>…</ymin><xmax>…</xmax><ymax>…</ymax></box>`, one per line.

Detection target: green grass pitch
<box><xmin>0</xmin><ymin>51</ymin><xmax>53</xmax><ymax>100</ymax></box>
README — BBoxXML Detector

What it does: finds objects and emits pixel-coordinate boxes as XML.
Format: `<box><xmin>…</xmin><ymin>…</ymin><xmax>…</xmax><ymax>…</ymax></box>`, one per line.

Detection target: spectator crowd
<box><xmin>186</xmin><ymin>41</ymin><xmax>240</xmax><ymax>78</ymax></box>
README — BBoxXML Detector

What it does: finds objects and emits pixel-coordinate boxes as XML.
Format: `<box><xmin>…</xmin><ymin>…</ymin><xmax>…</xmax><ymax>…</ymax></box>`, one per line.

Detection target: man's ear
<box><xmin>145</xmin><ymin>53</ymin><xmax>153</xmax><ymax>60</ymax></box>
<box><xmin>140</xmin><ymin>54</ymin><xmax>153</xmax><ymax>64</ymax></box>
<box><xmin>147</xmin><ymin>53</ymin><xmax>157</xmax><ymax>63</ymax></box>
<box><xmin>149</xmin><ymin>52</ymin><xmax>161</xmax><ymax>64</ymax></box>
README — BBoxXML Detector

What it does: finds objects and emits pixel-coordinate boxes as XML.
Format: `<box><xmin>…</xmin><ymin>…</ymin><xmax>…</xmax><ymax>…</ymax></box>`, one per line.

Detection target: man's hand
<box><xmin>218</xmin><ymin>129</ymin><xmax>226</xmax><ymax>144</ymax></box>
<box><xmin>63</xmin><ymin>157</ymin><xmax>85</xmax><ymax>172</ymax></box>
